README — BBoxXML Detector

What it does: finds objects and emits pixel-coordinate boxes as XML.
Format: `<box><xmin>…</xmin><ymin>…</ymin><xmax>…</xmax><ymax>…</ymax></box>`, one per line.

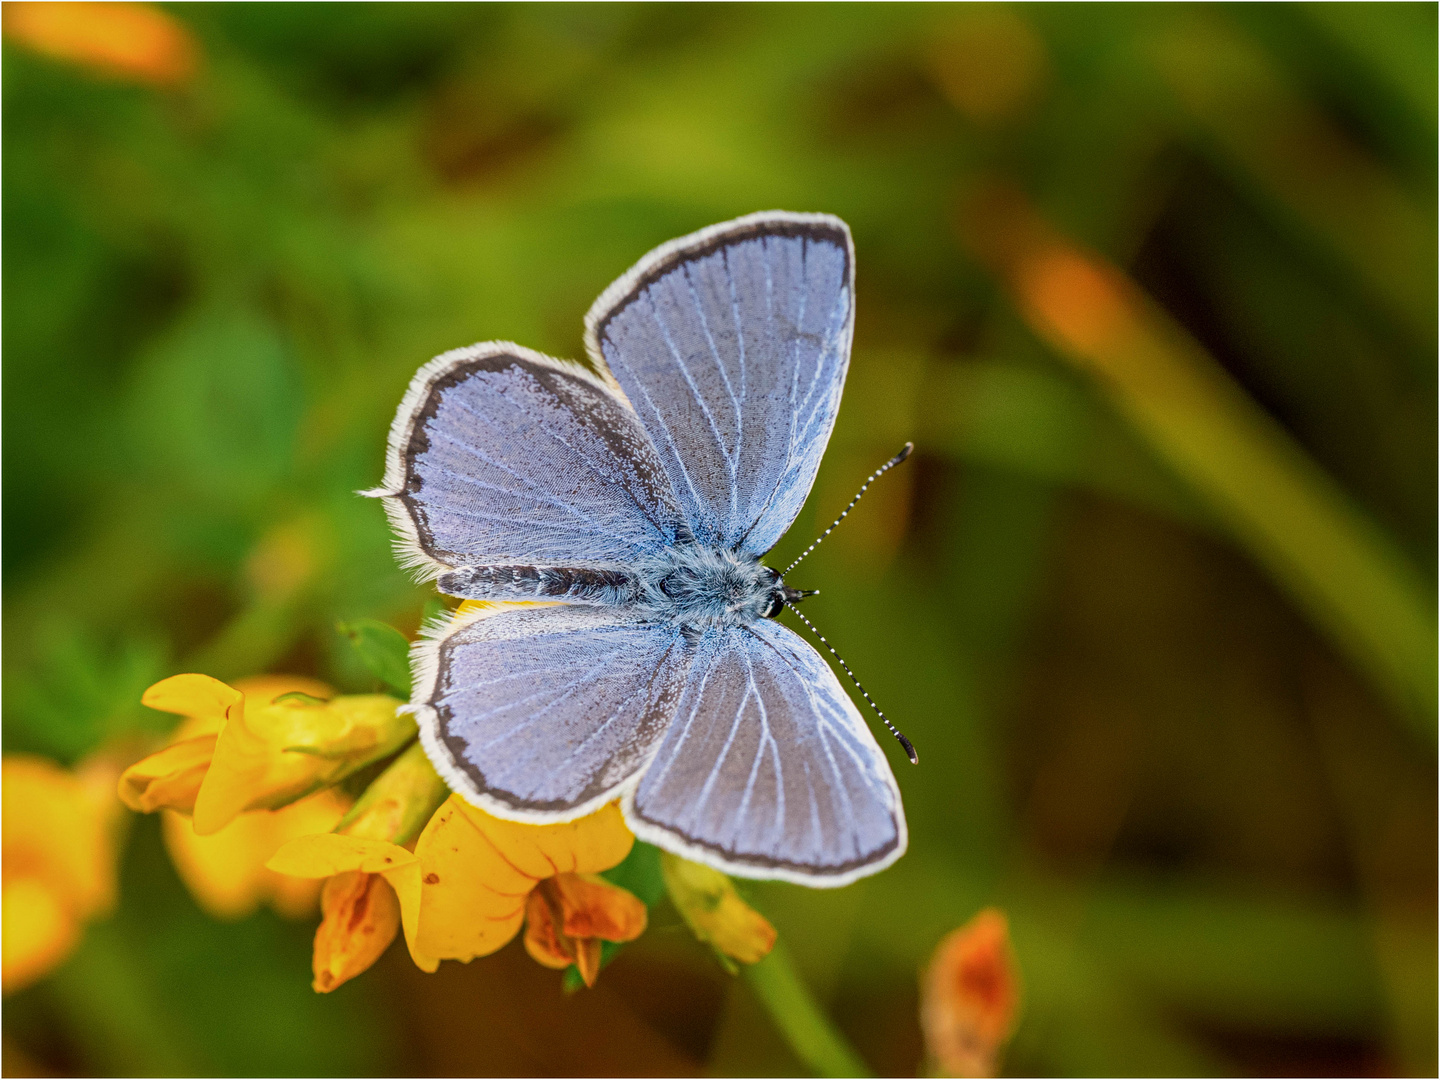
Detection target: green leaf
<box><xmin>601</xmin><ymin>839</ymin><xmax>666</xmax><ymax>906</ymax></box>
<box><xmin>336</xmin><ymin>619</ymin><xmax>412</xmax><ymax>697</ymax></box>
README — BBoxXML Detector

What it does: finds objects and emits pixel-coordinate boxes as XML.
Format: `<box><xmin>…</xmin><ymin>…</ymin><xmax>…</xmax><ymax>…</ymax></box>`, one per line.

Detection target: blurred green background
<box><xmin>3</xmin><ymin>2</ymin><xmax>1435</xmax><ymax>1075</ymax></box>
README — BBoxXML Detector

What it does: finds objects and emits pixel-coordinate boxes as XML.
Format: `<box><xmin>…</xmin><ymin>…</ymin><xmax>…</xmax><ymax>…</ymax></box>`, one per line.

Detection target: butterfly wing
<box><xmin>584</xmin><ymin>212</ymin><xmax>855</xmax><ymax>556</ymax></box>
<box><xmin>624</xmin><ymin>618</ymin><xmax>906</xmax><ymax>886</ymax></box>
<box><xmin>414</xmin><ymin>604</ymin><xmax>692</xmax><ymax>822</ymax></box>
<box><xmin>368</xmin><ymin>342</ymin><xmax>683</xmax><ymax>579</ymax></box>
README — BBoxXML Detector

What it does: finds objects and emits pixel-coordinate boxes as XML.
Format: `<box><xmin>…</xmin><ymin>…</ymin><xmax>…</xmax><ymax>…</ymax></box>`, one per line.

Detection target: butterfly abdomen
<box><xmin>436</xmin><ymin>546</ymin><xmax>792</xmax><ymax>629</ymax></box>
<box><xmin>437</xmin><ymin>564</ymin><xmax>641</xmax><ymax>606</ymax></box>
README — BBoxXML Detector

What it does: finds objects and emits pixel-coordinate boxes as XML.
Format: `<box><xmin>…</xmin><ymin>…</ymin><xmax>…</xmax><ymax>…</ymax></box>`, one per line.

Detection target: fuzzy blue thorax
<box><xmin>633</xmin><ymin>544</ymin><xmax>785</xmax><ymax>627</ymax></box>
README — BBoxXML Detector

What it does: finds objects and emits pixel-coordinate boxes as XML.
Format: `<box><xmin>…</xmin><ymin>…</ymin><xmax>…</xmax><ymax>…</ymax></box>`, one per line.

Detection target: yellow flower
<box><xmin>660</xmin><ymin>852</ymin><xmax>776</xmax><ymax>968</ymax></box>
<box><xmin>303</xmin><ymin>742</ymin><xmax>448</xmax><ymax>993</ymax></box>
<box><xmin>269</xmin><ymin>832</ymin><xmax>427</xmax><ymax>983</ymax></box>
<box><xmin>920</xmin><ymin>908</ymin><xmax>1021</xmax><ymax>1078</ymax></box>
<box><xmin>116</xmin><ymin>733</ymin><xmax>216</xmax><ymax>815</ymax></box>
<box><xmin>2</xmin><ymin>755</ymin><xmax>121</xmax><ymax>993</ymax></box>
<box><xmin>270</xmin><ymin>794</ymin><xmax>645</xmax><ymax>989</ymax></box>
<box><xmin>125</xmin><ymin>673</ymin><xmax>414</xmax><ymax>835</ymax></box>
<box><xmin>162</xmin><ymin>789</ymin><xmax>349</xmax><ymax>920</ymax></box>
<box><xmin>119</xmin><ymin>675</ymin><xmax>331</xmax><ymax>816</ymax></box>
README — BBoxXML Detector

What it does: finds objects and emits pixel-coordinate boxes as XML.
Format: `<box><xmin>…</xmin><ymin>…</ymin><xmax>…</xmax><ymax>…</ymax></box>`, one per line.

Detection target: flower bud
<box><xmin>660</xmin><ymin>852</ymin><xmax>776</xmax><ymax>967</ymax></box>
<box><xmin>334</xmin><ymin>742</ymin><xmax>448</xmax><ymax>846</ymax></box>
<box><xmin>920</xmin><ymin>908</ymin><xmax>1020</xmax><ymax>1078</ymax></box>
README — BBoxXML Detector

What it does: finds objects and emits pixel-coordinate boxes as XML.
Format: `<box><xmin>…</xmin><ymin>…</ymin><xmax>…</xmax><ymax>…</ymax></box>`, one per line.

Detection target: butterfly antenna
<box><xmin>785</xmin><ymin>604</ymin><xmax>918</xmax><ymax>765</ymax></box>
<box><xmin>783</xmin><ymin>442</ymin><xmax>914</xmax><ymax>577</ymax></box>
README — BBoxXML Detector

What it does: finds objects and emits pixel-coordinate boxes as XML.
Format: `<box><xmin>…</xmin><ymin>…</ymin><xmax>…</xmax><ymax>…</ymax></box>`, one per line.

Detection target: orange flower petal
<box><xmin>312</xmin><ymin>871</ymin><xmax>401</xmax><ymax>994</ymax></box>
<box><xmin>522</xmin><ymin>888</ymin><xmax>574</xmax><ymax>971</ymax></box>
<box><xmin>267</xmin><ymin>833</ymin><xmax>431</xmax><ymax>972</ymax></box>
<box><xmin>572</xmin><ymin>937</ymin><xmax>603</xmax><ymax>988</ymax></box>
<box><xmin>521</xmin><ymin>874</ymin><xmax>646</xmax><ymax>987</ymax></box>
<box><xmin>549</xmin><ymin>873</ymin><xmax>647</xmax><ymax>944</ymax></box>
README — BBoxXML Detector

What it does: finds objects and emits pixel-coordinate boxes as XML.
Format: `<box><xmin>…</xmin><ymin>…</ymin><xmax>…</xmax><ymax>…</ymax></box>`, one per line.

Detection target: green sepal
<box><xmin>337</xmin><ymin>619</ymin><xmax>412</xmax><ymax>697</ymax></box>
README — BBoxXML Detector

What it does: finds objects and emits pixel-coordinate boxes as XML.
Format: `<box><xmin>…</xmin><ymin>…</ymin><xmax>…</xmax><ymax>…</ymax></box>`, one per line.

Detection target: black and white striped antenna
<box><xmin>778</xmin><ymin>441</ymin><xmax>919</xmax><ymax>764</ymax></box>
<box><xmin>783</xmin><ymin>442</ymin><xmax>913</xmax><ymax>577</ymax></box>
<box><xmin>785</xmin><ymin>604</ymin><xmax>918</xmax><ymax>765</ymax></box>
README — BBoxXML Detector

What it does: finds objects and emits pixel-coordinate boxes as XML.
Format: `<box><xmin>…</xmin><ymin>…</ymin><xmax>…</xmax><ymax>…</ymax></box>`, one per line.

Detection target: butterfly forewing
<box><xmin>415</xmin><ymin>605</ymin><xmax>692</xmax><ymax>821</ymax></box>
<box><xmin>625</xmin><ymin>619</ymin><xmax>906</xmax><ymax>886</ymax></box>
<box><xmin>584</xmin><ymin>212</ymin><xmax>855</xmax><ymax>555</ymax></box>
<box><xmin>376</xmin><ymin>342</ymin><xmax>682</xmax><ymax>577</ymax></box>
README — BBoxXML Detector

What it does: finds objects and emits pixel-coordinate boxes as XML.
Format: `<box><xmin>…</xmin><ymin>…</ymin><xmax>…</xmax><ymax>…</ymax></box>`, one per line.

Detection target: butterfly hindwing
<box><xmin>371</xmin><ymin>342</ymin><xmax>683</xmax><ymax>579</ymax></box>
<box><xmin>624</xmin><ymin>618</ymin><xmax>906</xmax><ymax>886</ymax></box>
<box><xmin>584</xmin><ymin>212</ymin><xmax>855</xmax><ymax>556</ymax></box>
<box><xmin>414</xmin><ymin>604</ymin><xmax>693</xmax><ymax>822</ymax></box>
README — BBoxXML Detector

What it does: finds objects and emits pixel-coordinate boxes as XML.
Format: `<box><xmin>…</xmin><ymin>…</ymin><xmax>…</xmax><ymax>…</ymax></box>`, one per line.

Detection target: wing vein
<box><xmin>643</xmin><ymin>293</ymin><xmax>734</xmax><ymax>471</ymax></box>
<box><xmin>680</xmin><ymin>263</ymin><xmax>742</xmax><ymax>467</ymax></box>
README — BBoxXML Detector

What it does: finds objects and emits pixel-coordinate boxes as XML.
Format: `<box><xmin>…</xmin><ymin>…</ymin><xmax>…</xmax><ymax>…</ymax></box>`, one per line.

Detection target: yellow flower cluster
<box><xmin>271</xmin><ymin>790</ymin><xmax>645</xmax><ymax>990</ymax></box>
<box><xmin>118</xmin><ymin>673</ymin><xmax>408</xmax><ymax>921</ymax></box>
<box><xmin>110</xmin><ymin>666</ymin><xmax>777</xmax><ymax>995</ymax></box>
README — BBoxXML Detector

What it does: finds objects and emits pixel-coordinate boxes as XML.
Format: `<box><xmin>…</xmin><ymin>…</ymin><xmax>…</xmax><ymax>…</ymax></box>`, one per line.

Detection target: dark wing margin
<box><xmin>364</xmin><ymin>341</ymin><xmax>684</xmax><ymax>580</ymax></box>
<box><xmin>582</xmin><ymin>211</ymin><xmax>856</xmax><ymax>556</ymax></box>
<box><xmin>623</xmin><ymin>619</ymin><xmax>906</xmax><ymax>887</ymax></box>
<box><xmin>414</xmin><ymin>604</ymin><xmax>693</xmax><ymax>823</ymax></box>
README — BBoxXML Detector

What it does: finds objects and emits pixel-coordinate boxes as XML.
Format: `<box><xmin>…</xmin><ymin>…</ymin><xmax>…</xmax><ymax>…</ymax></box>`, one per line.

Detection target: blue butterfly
<box><xmin>367</xmin><ymin>212</ymin><xmax>909</xmax><ymax>886</ymax></box>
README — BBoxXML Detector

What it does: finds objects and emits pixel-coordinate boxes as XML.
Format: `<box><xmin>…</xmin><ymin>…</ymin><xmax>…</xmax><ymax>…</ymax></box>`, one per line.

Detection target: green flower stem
<box><xmin>743</xmin><ymin>942</ymin><xmax>872</xmax><ymax>1078</ymax></box>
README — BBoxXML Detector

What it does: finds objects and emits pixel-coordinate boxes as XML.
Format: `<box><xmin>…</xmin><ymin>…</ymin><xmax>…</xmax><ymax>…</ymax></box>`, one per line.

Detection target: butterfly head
<box><xmin>758</xmin><ymin>566</ymin><xmax>817</xmax><ymax>619</ymax></box>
